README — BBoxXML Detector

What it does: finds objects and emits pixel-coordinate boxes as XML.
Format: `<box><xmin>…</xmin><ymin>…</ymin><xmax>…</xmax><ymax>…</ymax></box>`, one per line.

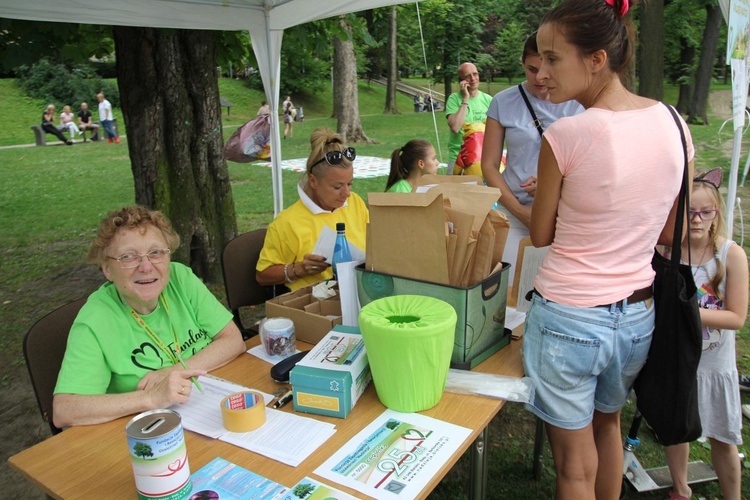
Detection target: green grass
<box><xmin>1</xmin><ymin>77</ymin><xmax>750</xmax><ymax>499</ymax></box>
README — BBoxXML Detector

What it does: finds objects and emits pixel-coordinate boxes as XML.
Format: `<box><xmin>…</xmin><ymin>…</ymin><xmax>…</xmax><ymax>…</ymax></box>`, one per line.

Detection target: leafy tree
<box><xmin>385</xmin><ymin>6</ymin><xmax>400</xmax><ymax>114</ymax></box>
<box><xmin>132</xmin><ymin>442</ymin><xmax>153</xmax><ymax>459</ymax></box>
<box><xmin>114</xmin><ymin>26</ymin><xmax>236</xmax><ymax>282</ymax></box>
<box><xmin>688</xmin><ymin>0</ymin><xmax>724</xmax><ymax>124</ymax></box>
<box><xmin>333</xmin><ymin>16</ymin><xmax>373</xmax><ymax>143</ymax></box>
<box><xmin>291</xmin><ymin>483</ymin><xmax>316</xmax><ymax>498</ymax></box>
<box><xmin>0</xmin><ymin>19</ymin><xmax>113</xmax><ymax>75</ymax></box>
<box><xmin>637</xmin><ymin>0</ymin><xmax>665</xmax><ymax>98</ymax></box>
<box><xmin>16</xmin><ymin>59</ymin><xmax>119</xmax><ymax>109</ymax></box>
<box><xmin>495</xmin><ymin>21</ymin><xmax>527</xmax><ymax>83</ymax></box>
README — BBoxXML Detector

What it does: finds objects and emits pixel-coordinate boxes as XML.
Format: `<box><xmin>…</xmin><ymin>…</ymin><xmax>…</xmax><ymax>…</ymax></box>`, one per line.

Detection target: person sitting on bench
<box><xmin>77</xmin><ymin>102</ymin><xmax>100</xmax><ymax>141</ymax></box>
<box><xmin>42</xmin><ymin>104</ymin><xmax>72</xmax><ymax>146</ymax></box>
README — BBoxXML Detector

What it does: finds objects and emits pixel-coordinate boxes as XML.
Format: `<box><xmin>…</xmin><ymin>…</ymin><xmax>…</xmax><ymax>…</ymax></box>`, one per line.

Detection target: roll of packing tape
<box><xmin>220</xmin><ymin>391</ymin><xmax>266</xmax><ymax>432</ymax></box>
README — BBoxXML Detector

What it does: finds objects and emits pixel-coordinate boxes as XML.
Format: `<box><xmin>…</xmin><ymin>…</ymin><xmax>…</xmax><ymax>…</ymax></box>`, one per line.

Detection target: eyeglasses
<box><xmin>688</xmin><ymin>209</ymin><xmax>718</xmax><ymax>221</ymax></box>
<box><xmin>309</xmin><ymin>147</ymin><xmax>356</xmax><ymax>171</ymax></box>
<box><xmin>108</xmin><ymin>248</ymin><xmax>171</xmax><ymax>268</ymax></box>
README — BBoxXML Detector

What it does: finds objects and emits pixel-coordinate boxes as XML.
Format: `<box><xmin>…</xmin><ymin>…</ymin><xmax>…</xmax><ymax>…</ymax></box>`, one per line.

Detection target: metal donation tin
<box><xmin>126</xmin><ymin>409</ymin><xmax>192</xmax><ymax>500</ymax></box>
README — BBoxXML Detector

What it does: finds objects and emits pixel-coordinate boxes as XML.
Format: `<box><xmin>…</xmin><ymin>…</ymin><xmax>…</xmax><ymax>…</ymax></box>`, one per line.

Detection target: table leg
<box><xmin>532</xmin><ymin>416</ymin><xmax>545</xmax><ymax>481</ymax></box>
<box><xmin>469</xmin><ymin>425</ymin><xmax>489</xmax><ymax>500</ymax></box>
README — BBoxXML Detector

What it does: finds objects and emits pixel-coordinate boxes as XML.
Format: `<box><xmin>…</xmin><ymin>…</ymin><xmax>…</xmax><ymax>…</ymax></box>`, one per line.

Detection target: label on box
<box><xmin>296</xmin><ymin>331</ymin><xmax>367</xmax><ymax>373</ymax></box>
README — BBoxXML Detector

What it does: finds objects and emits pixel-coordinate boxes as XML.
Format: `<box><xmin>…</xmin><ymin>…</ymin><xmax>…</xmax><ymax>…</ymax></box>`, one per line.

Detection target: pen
<box><xmin>273</xmin><ymin>390</ymin><xmax>294</xmax><ymax>409</ymax></box>
<box><xmin>176</xmin><ymin>351</ymin><xmax>205</xmax><ymax>394</ymax></box>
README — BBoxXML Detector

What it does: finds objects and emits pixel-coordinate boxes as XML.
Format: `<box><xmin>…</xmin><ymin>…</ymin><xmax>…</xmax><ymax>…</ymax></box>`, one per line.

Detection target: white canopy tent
<box><xmin>1</xmin><ymin>0</ymin><xmax>418</xmax><ymax>215</ymax></box>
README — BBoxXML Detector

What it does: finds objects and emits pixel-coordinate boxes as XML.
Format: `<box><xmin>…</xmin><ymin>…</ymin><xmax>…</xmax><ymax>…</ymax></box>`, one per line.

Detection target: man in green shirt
<box><xmin>445</xmin><ymin>62</ymin><xmax>492</xmax><ymax>175</ymax></box>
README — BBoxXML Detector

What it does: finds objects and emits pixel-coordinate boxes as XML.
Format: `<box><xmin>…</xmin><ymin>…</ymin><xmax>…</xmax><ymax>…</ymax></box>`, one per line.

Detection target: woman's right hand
<box><xmin>296</xmin><ymin>254</ymin><xmax>330</xmax><ymax>277</ymax></box>
<box><xmin>142</xmin><ymin>368</ymin><xmax>206</xmax><ymax>408</ymax></box>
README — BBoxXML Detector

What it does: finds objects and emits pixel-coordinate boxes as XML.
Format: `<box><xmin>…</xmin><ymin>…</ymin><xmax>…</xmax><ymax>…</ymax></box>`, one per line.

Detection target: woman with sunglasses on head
<box><xmin>257</xmin><ymin>127</ymin><xmax>368</xmax><ymax>291</ymax></box>
<box><xmin>525</xmin><ymin>0</ymin><xmax>695</xmax><ymax>497</ymax></box>
<box><xmin>52</xmin><ymin>206</ymin><xmax>246</xmax><ymax>428</ymax></box>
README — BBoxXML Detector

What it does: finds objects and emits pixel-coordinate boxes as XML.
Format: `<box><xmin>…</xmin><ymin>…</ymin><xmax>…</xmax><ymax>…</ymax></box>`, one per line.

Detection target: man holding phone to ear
<box><xmin>445</xmin><ymin>62</ymin><xmax>492</xmax><ymax>175</ymax></box>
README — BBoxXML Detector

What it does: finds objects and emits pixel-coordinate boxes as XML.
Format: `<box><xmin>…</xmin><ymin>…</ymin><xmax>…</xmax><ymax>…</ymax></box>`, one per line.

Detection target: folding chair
<box><xmin>23</xmin><ymin>297</ymin><xmax>88</xmax><ymax>435</ymax></box>
<box><xmin>221</xmin><ymin>229</ymin><xmax>288</xmax><ymax>339</ymax></box>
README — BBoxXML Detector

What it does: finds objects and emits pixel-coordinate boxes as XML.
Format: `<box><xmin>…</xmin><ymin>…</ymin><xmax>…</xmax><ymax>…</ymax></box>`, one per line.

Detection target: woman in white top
<box><xmin>481</xmin><ymin>31</ymin><xmax>582</xmax><ymax>271</ymax></box>
<box><xmin>59</xmin><ymin>105</ymin><xmax>80</xmax><ymax>139</ymax></box>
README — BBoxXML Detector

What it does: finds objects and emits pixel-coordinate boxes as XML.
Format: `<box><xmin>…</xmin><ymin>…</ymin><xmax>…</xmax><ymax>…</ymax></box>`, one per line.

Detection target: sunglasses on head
<box><xmin>310</xmin><ymin>147</ymin><xmax>356</xmax><ymax>171</ymax></box>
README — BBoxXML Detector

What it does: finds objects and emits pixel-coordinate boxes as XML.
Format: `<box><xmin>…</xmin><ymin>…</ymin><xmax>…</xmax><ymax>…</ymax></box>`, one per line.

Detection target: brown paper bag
<box><xmin>368</xmin><ymin>191</ymin><xmax>450</xmax><ymax>285</ymax></box>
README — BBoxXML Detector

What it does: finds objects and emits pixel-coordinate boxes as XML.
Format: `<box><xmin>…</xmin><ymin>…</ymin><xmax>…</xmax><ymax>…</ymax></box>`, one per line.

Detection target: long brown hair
<box><xmin>385</xmin><ymin>139</ymin><xmax>433</xmax><ymax>191</ymax></box>
<box><xmin>541</xmin><ymin>0</ymin><xmax>636</xmax><ymax>87</ymax></box>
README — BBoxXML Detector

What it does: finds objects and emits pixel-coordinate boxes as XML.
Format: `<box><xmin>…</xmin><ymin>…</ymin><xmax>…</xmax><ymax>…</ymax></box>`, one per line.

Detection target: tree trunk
<box><xmin>676</xmin><ymin>36</ymin><xmax>695</xmax><ymax>115</ymax></box>
<box><xmin>333</xmin><ymin>17</ymin><xmax>373</xmax><ymax>143</ymax></box>
<box><xmin>637</xmin><ymin>0</ymin><xmax>664</xmax><ymax>99</ymax></box>
<box><xmin>688</xmin><ymin>3</ymin><xmax>723</xmax><ymax>125</ymax></box>
<box><xmin>113</xmin><ymin>27</ymin><xmax>237</xmax><ymax>283</ymax></box>
<box><xmin>384</xmin><ymin>6</ymin><xmax>399</xmax><ymax>114</ymax></box>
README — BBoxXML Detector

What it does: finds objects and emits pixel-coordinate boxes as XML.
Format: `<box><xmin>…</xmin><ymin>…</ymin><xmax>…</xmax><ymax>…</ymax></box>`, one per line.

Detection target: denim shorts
<box><xmin>522</xmin><ymin>293</ymin><xmax>654</xmax><ymax>430</ymax></box>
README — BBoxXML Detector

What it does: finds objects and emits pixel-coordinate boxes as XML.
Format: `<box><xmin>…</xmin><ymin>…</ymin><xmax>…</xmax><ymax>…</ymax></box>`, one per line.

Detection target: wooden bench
<box><xmin>31</xmin><ymin>119</ymin><xmax>117</xmax><ymax>146</ymax></box>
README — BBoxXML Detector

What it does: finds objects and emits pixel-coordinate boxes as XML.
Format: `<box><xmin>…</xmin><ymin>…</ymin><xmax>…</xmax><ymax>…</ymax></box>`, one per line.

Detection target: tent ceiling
<box><xmin>1</xmin><ymin>0</ymin><xmax>420</xmax><ymax>215</ymax></box>
<box><xmin>0</xmin><ymin>0</ymin><xmax>411</xmax><ymax>31</ymax></box>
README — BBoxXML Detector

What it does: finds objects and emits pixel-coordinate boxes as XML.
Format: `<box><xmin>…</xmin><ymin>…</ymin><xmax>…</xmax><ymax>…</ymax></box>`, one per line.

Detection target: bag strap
<box><xmin>662</xmin><ymin>102</ymin><xmax>689</xmax><ymax>266</ymax></box>
<box><xmin>518</xmin><ymin>84</ymin><xmax>544</xmax><ymax>137</ymax></box>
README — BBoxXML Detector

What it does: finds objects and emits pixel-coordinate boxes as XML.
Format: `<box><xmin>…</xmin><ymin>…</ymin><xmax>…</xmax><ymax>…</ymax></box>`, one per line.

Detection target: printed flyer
<box><xmin>276</xmin><ymin>476</ymin><xmax>358</xmax><ymax>500</ymax></box>
<box><xmin>189</xmin><ymin>457</ymin><xmax>287</xmax><ymax>499</ymax></box>
<box><xmin>313</xmin><ymin>409</ymin><xmax>471</xmax><ymax>498</ymax></box>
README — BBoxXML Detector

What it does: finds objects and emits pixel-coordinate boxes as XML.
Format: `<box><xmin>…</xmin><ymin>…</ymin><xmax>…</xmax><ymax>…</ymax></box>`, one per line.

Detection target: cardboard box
<box><xmin>290</xmin><ymin>325</ymin><xmax>371</xmax><ymax>418</ymax></box>
<box><xmin>356</xmin><ymin>263</ymin><xmax>511</xmax><ymax>369</ymax></box>
<box><xmin>366</xmin><ymin>183</ymin><xmax>507</xmax><ymax>289</ymax></box>
<box><xmin>265</xmin><ymin>285</ymin><xmax>342</xmax><ymax>344</ymax></box>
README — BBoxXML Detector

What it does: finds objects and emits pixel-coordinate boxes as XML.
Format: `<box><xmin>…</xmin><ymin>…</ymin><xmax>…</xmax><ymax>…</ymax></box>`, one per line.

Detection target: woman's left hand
<box><xmin>520</xmin><ymin>176</ymin><xmax>538</xmax><ymax>197</ymax></box>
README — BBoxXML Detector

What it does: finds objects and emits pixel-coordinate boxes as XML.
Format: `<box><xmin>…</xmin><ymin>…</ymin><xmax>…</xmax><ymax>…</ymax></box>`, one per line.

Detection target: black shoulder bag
<box><xmin>632</xmin><ymin>103</ymin><xmax>703</xmax><ymax>446</ymax></box>
<box><xmin>518</xmin><ymin>84</ymin><xmax>544</xmax><ymax>138</ymax></box>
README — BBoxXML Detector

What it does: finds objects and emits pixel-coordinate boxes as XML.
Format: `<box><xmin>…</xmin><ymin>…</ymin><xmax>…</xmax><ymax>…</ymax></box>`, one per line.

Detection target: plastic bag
<box><xmin>223</xmin><ymin>114</ymin><xmax>271</xmax><ymax>163</ymax></box>
<box><xmin>444</xmin><ymin>369</ymin><xmax>535</xmax><ymax>403</ymax></box>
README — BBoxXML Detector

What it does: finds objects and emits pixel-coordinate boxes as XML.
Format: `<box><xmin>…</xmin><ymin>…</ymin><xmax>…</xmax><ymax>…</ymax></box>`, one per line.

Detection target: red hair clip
<box><xmin>605</xmin><ymin>0</ymin><xmax>630</xmax><ymax>16</ymax></box>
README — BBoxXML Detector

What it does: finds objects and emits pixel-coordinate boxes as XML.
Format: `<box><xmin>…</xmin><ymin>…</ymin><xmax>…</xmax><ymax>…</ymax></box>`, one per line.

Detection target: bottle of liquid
<box><xmin>332</xmin><ymin>222</ymin><xmax>352</xmax><ymax>281</ymax></box>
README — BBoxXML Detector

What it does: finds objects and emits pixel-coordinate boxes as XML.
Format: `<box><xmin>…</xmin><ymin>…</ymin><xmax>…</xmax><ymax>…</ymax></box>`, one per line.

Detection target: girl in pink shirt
<box><xmin>523</xmin><ymin>1</ymin><xmax>694</xmax><ymax>498</ymax></box>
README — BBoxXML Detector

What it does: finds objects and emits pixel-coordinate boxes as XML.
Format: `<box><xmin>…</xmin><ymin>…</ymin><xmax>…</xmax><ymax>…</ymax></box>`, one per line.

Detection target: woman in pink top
<box><xmin>524</xmin><ymin>0</ymin><xmax>694</xmax><ymax>498</ymax></box>
<box><xmin>59</xmin><ymin>105</ymin><xmax>80</xmax><ymax>140</ymax></box>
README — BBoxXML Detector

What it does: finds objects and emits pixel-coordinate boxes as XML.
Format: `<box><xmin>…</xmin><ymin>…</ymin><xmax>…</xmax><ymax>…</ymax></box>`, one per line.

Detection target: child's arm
<box><xmin>700</xmin><ymin>243</ymin><xmax>749</xmax><ymax>330</ymax></box>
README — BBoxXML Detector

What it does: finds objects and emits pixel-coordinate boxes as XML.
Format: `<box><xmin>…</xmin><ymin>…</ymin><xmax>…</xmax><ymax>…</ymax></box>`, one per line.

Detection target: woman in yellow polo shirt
<box><xmin>256</xmin><ymin>128</ymin><xmax>369</xmax><ymax>291</ymax></box>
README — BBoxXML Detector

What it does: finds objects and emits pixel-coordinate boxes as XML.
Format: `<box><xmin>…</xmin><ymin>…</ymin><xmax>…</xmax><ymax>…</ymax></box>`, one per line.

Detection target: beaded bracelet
<box><xmin>283</xmin><ymin>263</ymin><xmax>296</xmax><ymax>283</ymax></box>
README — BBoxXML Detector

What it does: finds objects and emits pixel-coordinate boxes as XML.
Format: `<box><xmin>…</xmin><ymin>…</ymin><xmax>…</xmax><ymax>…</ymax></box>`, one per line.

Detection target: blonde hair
<box><xmin>692</xmin><ymin>180</ymin><xmax>727</xmax><ymax>299</ymax></box>
<box><xmin>305</xmin><ymin>128</ymin><xmax>353</xmax><ymax>176</ymax></box>
<box><xmin>87</xmin><ymin>206</ymin><xmax>180</xmax><ymax>268</ymax></box>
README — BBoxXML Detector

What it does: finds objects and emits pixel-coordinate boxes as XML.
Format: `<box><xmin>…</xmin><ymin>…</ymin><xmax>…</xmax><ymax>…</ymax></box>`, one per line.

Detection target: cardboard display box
<box><xmin>290</xmin><ymin>326</ymin><xmax>371</xmax><ymax>418</ymax></box>
<box><xmin>265</xmin><ymin>285</ymin><xmax>342</xmax><ymax>344</ymax></box>
<box><xmin>356</xmin><ymin>263</ymin><xmax>511</xmax><ymax>369</ymax></box>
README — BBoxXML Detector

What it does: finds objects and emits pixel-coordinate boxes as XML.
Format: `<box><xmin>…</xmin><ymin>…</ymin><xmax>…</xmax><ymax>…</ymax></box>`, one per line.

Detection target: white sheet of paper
<box><xmin>504</xmin><ymin>306</ymin><xmax>526</xmax><ymax>330</ymax></box>
<box><xmin>170</xmin><ymin>374</ymin><xmax>337</xmax><ymax>467</ymax></box>
<box><xmin>313</xmin><ymin>226</ymin><xmax>365</xmax><ymax>263</ymax></box>
<box><xmin>246</xmin><ymin>344</ymin><xmax>301</xmax><ymax>364</ymax></box>
<box><xmin>336</xmin><ymin>259</ymin><xmax>364</xmax><ymax>327</ymax></box>
<box><xmin>170</xmin><ymin>376</ymin><xmax>273</xmax><ymax>439</ymax></box>
<box><xmin>312</xmin><ymin>225</ymin><xmax>337</xmax><ymax>261</ymax></box>
<box><xmin>220</xmin><ymin>409</ymin><xmax>337</xmax><ymax>467</ymax></box>
<box><xmin>314</xmin><ymin>409</ymin><xmax>471</xmax><ymax>499</ymax></box>
<box><xmin>516</xmin><ymin>245</ymin><xmax>549</xmax><ymax>313</ymax></box>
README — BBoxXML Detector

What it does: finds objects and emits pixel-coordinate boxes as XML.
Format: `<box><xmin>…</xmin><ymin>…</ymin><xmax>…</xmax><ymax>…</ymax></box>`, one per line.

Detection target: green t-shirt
<box><xmin>445</xmin><ymin>91</ymin><xmax>492</xmax><ymax>166</ymax></box>
<box><xmin>387</xmin><ymin>179</ymin><xmax>413</xmax><ymax>193</ymax></box>
<box><xmin>54</xmin><ymin>262</ymin><xmax>233</xmax><ymax>395</ymax></box>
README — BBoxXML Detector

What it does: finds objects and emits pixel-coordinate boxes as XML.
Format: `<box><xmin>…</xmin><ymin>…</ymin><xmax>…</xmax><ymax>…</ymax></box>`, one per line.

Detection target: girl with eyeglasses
<box><xmin>53</xmin><ymin>206</ymin><xmax>246</xmax><ymax>428</ymax></box>
<box><xmin>385</xmin><ymin>139</ymin><xmax>440</xmax><ymax>193</ymax></box>
<box><xmin>662</xmin><ymin>168</ymin><xmax>748</xmax><ymax>500</ymax></box>
<box><xmin>256</xmin><ymin>127</ymin><xmax>368</xmax><ymax>291</ymax></box>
